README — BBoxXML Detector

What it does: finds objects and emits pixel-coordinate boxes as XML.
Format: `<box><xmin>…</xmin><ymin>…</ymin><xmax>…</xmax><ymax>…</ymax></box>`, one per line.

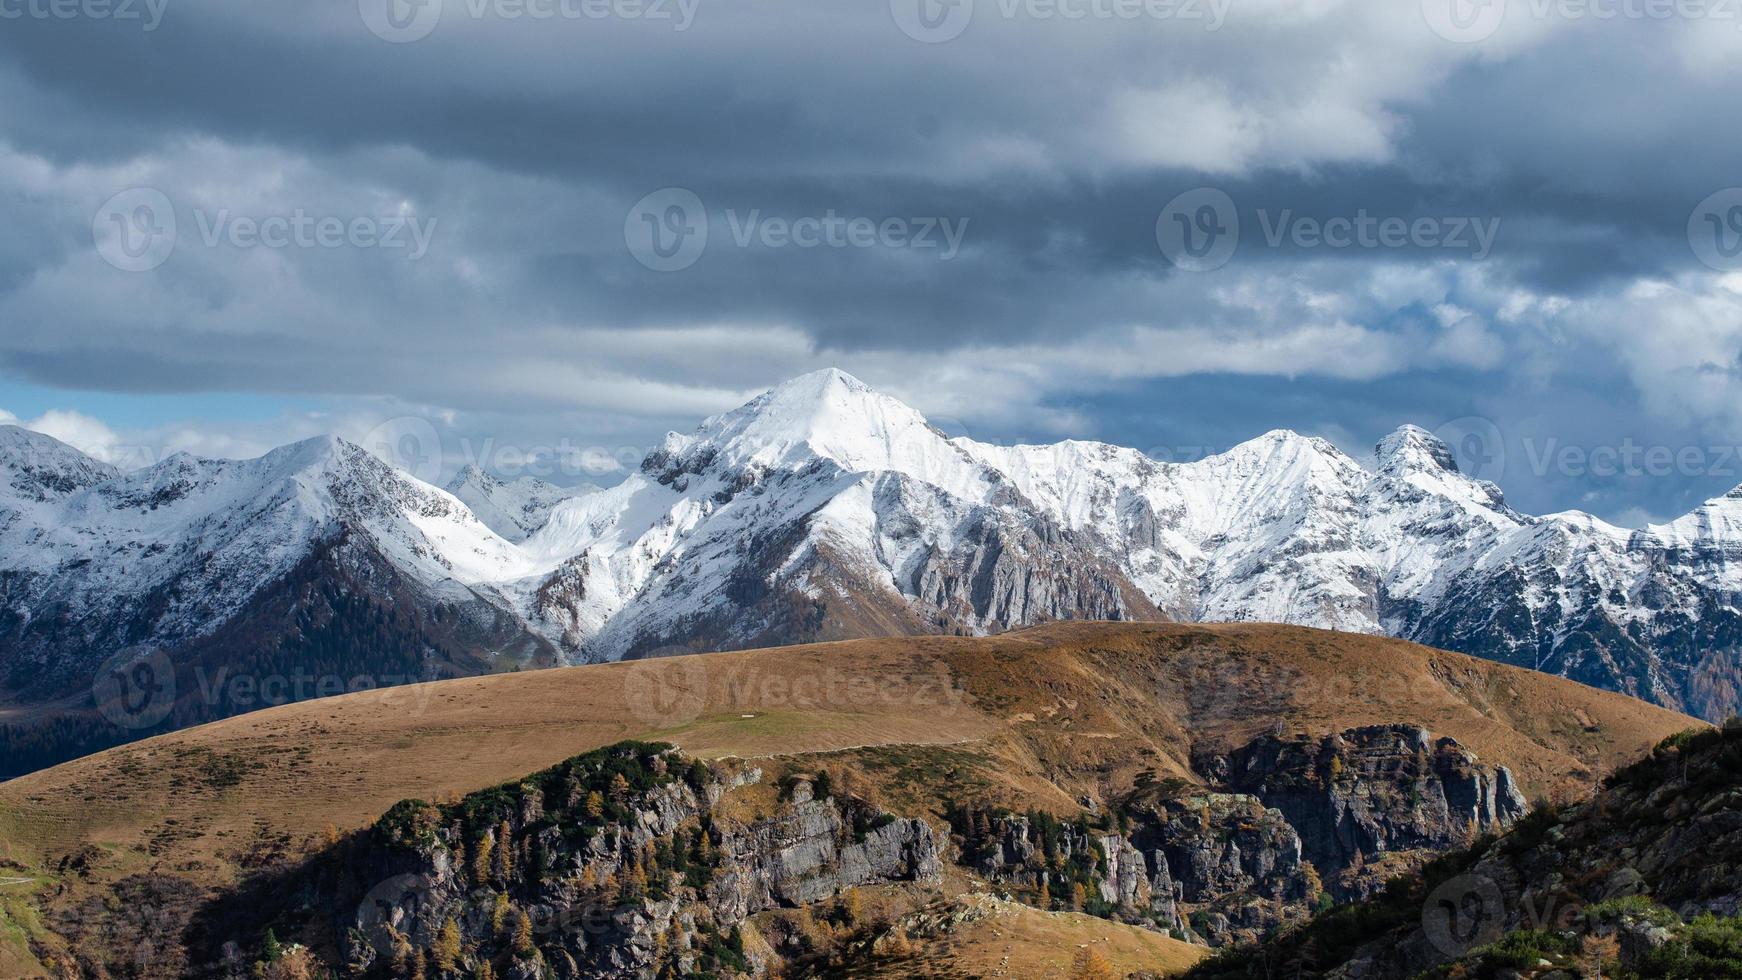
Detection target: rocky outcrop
<box><xmin>1134</xmin><ymin>793</ymin><xmax>1315</xmax><ymax>945</ymax></box>
<box><xmin>346</xmin><ymin>742</ymin><xmax>940</xmax><ymax>980</ymax></box>
<box><xmin>1210</xmin><ymin>725</ymin><xmax>1527</xmax><ymax>898</ymax></box>
<box><xmin>951</xmin><ymin>793</ymin><xmax>1316</xmax><ymax>947</ymax></box>
<box><xmin>1186</xmin><ymin>722</ymin><xmax>1742</xmax><ymax>980</ymax></box>
<box><xmin>908</xmin><ymin>505</ymin><xmax>1161</xmax><ymax>631</ymax></box>
<box><xmin>950</xmin><ymin>726</ymin><xmax>1526</xmax><ymax>948</ymax></box>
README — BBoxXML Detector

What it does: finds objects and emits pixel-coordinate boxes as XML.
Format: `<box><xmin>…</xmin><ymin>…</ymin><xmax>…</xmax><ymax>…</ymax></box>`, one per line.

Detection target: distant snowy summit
<box><xmin>445</xmin><ymin>464</ymin><xmax>600</xmax><ymax>543</ymax></box>
<box><xmin>5</xmin><ymin>368</ymin><xmax>1742</xmax><ymax>725</ymax></box>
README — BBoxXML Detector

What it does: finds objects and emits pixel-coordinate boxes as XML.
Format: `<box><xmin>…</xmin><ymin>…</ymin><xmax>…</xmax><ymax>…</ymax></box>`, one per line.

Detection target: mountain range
<box><xmin>3</xmin><ymin>368</ymin><xmax>1741</xmax><ymax>775</ymax></box>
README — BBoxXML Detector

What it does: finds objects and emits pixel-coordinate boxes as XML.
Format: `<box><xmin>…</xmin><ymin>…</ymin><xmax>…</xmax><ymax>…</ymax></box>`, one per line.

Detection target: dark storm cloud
<box><xmin>0</xmin><ymin>1</ymin><xmax>1740</xmax><ymax>521</ymax></box>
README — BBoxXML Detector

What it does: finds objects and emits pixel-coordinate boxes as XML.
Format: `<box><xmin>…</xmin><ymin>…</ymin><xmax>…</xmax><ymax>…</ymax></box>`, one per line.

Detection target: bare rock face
<box><xmin>950</xmin><ymin>726</ymin><xmax>1528</xmax><ymax>948</ymax></box>
<box><xmin>908</xmin><ymin>509</ymin><xmax>1159</xmax><ymax>631</ymax></box>
<box><xmin>1187</xmin><ymin>724</ymin><xmax>1742</xmax><ymax>980</ymax></box>
<box><xmin>1211</xmin><ymin>725</ymin><xmax>1527</xmax><ymax>898</ymax></box>
<box><xmin>950</xmin><ymin>794</ymin><xmax>1314</xmax><ymax>947</ymax></box>
<box><xmin>1133</xmin><ymin>793</ymin><xmax>1314</xmax><ymax>946</ymax></box>
<box><xmin>347</xmin><ymin>743</ymin><xmax>940</xmax><ymax>980</ymax></box>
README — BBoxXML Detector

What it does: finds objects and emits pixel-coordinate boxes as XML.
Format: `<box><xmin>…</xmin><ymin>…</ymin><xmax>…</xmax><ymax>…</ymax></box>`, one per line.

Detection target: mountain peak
<box><xmin>688</xmin><ymin>368</ymin><xmax>947</xmax><ymax>475</ymax></box>
<box><xmin>783</xmin><ymin>366</ymin><xmax>871</xmax><ymax>393</ymax></box>
<box><xmin>448</xmin><ymin>463</ymin><xmax>500</xmax><ymax>491</ymax></box>
<box><xmin>0</xmin><ymin>424</ymin><xmax>121</xmax><ymax>502</ymax></box>
<box><xmin>0</xmin><ymin>423</ymin><xmax>89</xmax><ymax>456</ymax></box>
<box><xmin>1376</xmin><ymin>425</ymin><xmax>1459</xmax><ymax>476</ymax></box>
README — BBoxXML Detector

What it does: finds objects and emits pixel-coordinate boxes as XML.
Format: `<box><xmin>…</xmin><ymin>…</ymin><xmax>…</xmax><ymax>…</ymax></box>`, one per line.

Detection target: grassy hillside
<box><xmin>0</xmin><ymin>622</ymin><xmax>1699</xmax><ymax>976</ymax></box>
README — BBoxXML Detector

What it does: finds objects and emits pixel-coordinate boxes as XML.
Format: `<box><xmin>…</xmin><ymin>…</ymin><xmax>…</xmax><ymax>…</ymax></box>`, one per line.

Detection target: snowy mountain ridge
<box><xmin>4</xmin><ymin>368</ymin><xmax>1741</xmax><ymax>721</ymax></box>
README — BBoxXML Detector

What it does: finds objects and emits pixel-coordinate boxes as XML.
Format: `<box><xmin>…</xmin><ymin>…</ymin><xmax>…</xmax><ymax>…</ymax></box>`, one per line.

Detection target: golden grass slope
<box><xmin>0</xmin><ymin>622</ymin><xmax>1702</xmax><ymax>975</ymax></box>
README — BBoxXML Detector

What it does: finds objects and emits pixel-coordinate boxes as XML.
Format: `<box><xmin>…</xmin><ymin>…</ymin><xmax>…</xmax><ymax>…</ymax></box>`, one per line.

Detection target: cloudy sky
<box><xmin>1</xmin><ymin>0</ymin><xmax>1740</xmax><ymax>524</ymax></box>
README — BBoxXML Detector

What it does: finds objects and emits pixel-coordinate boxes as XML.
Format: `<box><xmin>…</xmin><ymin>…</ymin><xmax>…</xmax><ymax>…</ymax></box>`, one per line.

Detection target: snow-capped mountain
<box><xmin>0</xmin><ymin>434</ymin><xmax>553</xmax><ymax>758</ymax></box>
<box><xmin>445</xmin><ymin>465</ymin><xmax>600</xmax><ymax>543</ymax></box>
<box><xmin>4</xmin><ymin>368</ymin><xmax>1742</xmax><ymax>769</ymax></box>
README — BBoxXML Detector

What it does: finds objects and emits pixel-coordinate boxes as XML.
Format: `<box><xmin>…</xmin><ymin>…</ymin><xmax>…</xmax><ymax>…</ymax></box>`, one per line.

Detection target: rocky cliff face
<box><xmin>345</xmin><ymin>743</ymin><xmax>939</xmax><ymax>980</ymax></box>
<box><xmin>1210</xmin><ymin>725</ymin><xmax>1527</xmax><ymax>899</ymax></box>
<box><xmin>1186</xmin><ymin>720</ymin><xmax>1742</xmax><ymax>980</ymax></box>
<box><xmin>951</xmin><ymin>726</ymin><xmax>1526</xmax><ymax>947</ymax></box>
